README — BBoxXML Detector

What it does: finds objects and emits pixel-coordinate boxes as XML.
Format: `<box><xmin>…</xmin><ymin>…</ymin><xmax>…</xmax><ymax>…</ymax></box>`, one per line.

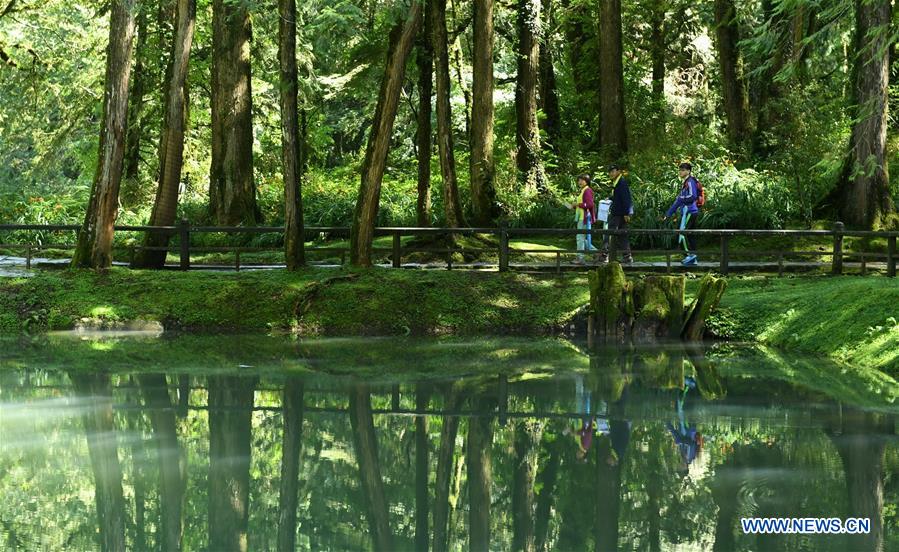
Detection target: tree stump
<box><xmin>588</xmin><ymin>263</ymin><xmax>632</xmax><ymax>341</ymax></box>
<box><xmin>633</xmin><ymin>275</ymin><xmax>685</xmax><ymax>339</ymax></box>
<box><xmin>681</xmin><ymin>274</ymin><xmax>727</xmax><ymax>341</ymax></box>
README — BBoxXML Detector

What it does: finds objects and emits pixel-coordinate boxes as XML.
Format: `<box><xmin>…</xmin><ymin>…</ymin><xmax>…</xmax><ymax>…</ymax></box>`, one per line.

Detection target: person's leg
<box><xmin>686</xmin><ymin>213</ymin><xmax>698</xmax><ymax>261</ymax></box>
<box><xmin>619</xmin><ymin>217</ymin><xmax>632</xmax><ymax>261</ymax></box>
<box><xmin>585</xmin><ymin>219</ymin><xmax>597</xmax><ymax>252</ymax></box>
<box><xmin>576</xmin><ymin>220</ymin><xmax>587</xmax><ymax>260</ymax></box>
<box><xmin>678</xmin><ymin>209</ymin><xmax>689</xmax><ymax>258</ymax></box>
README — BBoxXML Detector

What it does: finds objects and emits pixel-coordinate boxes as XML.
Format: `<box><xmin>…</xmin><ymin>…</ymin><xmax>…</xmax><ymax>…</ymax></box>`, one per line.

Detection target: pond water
<box><xmin>1</xmin><ymin>335</ymin><xmax>897</xmax><ymax>551</ymax></box>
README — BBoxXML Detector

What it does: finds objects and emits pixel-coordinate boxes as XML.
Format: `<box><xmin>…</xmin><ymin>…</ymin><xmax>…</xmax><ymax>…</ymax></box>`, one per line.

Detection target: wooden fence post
<box><xmin>831</xmin><ymin>221</ymin><xmax>843</xmax><ymax>275</ymax></box>
<box><xmin>499</xmin><ymin>227</ymin><xmax>509</xmax><ymax>272</ymax></box>
<box><xmin>179</xmin><ymin>219</ymin><xmax>191</xmax><ymax>271</ymax></box>
<box><xmin>888</xmin><ymin>236</ymin><xmax>896</xmax><ymax>278</ymax></box>
<box><xmin>392</xmin><ymin>232</ymin><xmax>401</xmax><ymax>268</ymax></box>
<box><xmin>719</xmin><ymin>235</ymin><xmax>729</xmax><ymax>275</ymax></box>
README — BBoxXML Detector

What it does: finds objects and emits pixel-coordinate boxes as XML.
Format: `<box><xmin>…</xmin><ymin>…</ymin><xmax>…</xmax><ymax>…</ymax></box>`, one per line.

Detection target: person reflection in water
<box><xmin>565</xmin><ymin>375</ymin><xmax>631</xmax><ymax>464</ymax></box>
<box><xmin>564</xmin><ymin>374</ymin><xmax>597</xmax><ymax>461</ymax></box>
<box><xmin>666</xmin><ymin>376</ymin><xmax>703</xmax><ymax>476</ymax></box>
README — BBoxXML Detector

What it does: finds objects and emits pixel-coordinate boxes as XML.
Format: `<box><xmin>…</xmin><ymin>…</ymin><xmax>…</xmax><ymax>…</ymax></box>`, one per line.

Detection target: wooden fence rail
<box><xmin>1</xmin><ymin>221</ymin><xmax>897</xmax><ymax>277</ymax></box>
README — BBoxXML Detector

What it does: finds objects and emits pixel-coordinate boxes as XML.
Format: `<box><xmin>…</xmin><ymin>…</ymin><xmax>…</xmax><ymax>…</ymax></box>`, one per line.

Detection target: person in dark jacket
<box><xmin>664</xmin><ymin>162</ymin><xmax>700</xmax><ymax>265</ymax></box>
<box><xmin>598</xmin><ymin>163</ymin><xmax>634</xmax><ymax>264</ymax></box>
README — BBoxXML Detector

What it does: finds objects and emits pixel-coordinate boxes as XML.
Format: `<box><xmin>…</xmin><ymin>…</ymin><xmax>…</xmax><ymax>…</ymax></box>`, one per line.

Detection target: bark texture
<box><xmin>433</xmin><ymin>0</ymin><xmax>465</xmax><ymax>226</ymax></box>
<box><xmin>599</xmin><ymin>0</ymin><xmax>627</xmax><ymax>158</ymax></box>
<box><xmin>713</xmin><ymin>0</ymin><xmax>751</xmax><ymax>150</ymax></box>
<box><xmin>416</xmin><ymin>0</ymin><xmax>434</xmax><ymax>227</ymax></box>
<box><xmin>280</xmin><ymin>0</ymin><xmax>305</xmax><ymax>269</ymax></box>
<box><xmin>470</xmin><ymin>0</ymin><xmax>499</xmax><ymax>225</ymax></box>
<box><xmin>516</xmin><ymin>0</ymin><xmax>545</xmax><ymax>190</ymax></box>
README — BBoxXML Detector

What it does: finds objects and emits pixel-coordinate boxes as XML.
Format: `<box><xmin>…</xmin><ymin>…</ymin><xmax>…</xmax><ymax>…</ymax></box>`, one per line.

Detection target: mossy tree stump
<box><xmin>681</xmin><ymin>275</ymin><xmax>727</xmax><ymax>341</ymax></box>
<box><xmin>588</xmin><ymin>264</ymin><xmax>724</xmax><ymax>342</ymax></box>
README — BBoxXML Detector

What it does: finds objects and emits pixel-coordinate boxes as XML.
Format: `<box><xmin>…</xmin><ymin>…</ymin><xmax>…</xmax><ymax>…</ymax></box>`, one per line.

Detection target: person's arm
<box><xmin>682</xmin><ymin>178</ymin><xmax>697</xmax><ymax>204</ymax></box>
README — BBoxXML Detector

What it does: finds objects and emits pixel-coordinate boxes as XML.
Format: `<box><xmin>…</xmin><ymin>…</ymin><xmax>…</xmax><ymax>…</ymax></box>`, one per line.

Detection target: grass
<box><xmin>0</xmin><ymin>268</ymin><xmax>590</xmax><ymax>336</ymax></box>
<box><xmin>705</xmin><ymin>275</ymin><xmax>899</xmax><ymax>375</ymax></box>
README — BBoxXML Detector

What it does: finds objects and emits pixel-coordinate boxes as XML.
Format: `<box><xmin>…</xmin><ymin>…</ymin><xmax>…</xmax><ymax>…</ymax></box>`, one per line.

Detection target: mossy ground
<box><xmin>2</xmin><ymin>268</ymin><xmax>898</xmax><ymax>374</ymax></box>
<box><xmin>703</xmin><ymin>275</ymin><xmax>899</xmax><ymax>374</ymax></box>
<box><xmin>0</xmin><ymin>268</ymin><xmax>590</xmax><ymax>335</ymax></box>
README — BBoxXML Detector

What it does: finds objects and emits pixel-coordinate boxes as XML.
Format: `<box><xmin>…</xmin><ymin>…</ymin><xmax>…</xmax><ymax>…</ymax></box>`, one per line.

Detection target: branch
<box><xmin>0</xmin><ymin>0</ymin><xmax>17</xmax><ymax>19</ymax></box>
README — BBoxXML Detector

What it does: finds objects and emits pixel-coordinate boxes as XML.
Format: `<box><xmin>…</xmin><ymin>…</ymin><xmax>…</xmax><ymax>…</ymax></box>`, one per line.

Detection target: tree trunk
<box><xmin>416</xmin><ymin>0</ymin><xmax>434</xmax><ymax>228</ymax></box>
<box><xmin>512</xmin><ymin>421</ymin><xmax>542</xmax><ymax>552</ymax></box>
<box><xmin>838</xmin><ymin>0</ymin><xmax>894</xmax><ymax>229</ymax></box>
<box><xmin>470</xmin><ymin>0</ymin><xmax>499</xmax><ymax>225</ymax></box>
<box><xmin>649</xmin><ymin>0</ymin><xmax>665</xmax><ymax>104</ymax></box>
<box><xmin>516</xmin><ymin>0</ymin><xmax>545</xmax><ymax>191</ymax></box>
<box><xmin>133</xmin><ymin>0</ymin><xmax>196</xmax><ymax>269</ymax></box>
<box><xmin>415</xmin><ymin>385</ymin><xmax>430</xmax><ymax>551</ymax></box>
<box><xmin>432</xmin><ymin>389</ymin><xmax>462</xmax><ymax>552</ymax></box>
<box><xmin>599</xmin><ymin>0</ymin><xmax>627</xmax><ymax>159</ymax></box>
<box><xmin>348</xmin><ymin>385</ymin><xmax>393</xmax><ymax>552</ymax></box>
<box><xmin>71</xmin><ymin>0</ymin><xmax>137</xmax><ymax>268</ymax></box>
<box><xmin>208</xmin><ymin>376</ymin><xmax>256</xmax><ymax>552</ymax></box>
<box><xmin>433</xmin><ymin>0</ymin><xmax>465</xmax><ymax>226</ymax></box>
<box><xmin>139</xmin><ymin>374</ymin><xmax>186</xmax><ymax>552</ymax></box>
<box><xmin>713</xmin><ymin>0</ymin><xmax>751</xmax><ymax>151</ymax></box>
<box><xmin>123</xmin><ymin>7</ymin><xmax>147</xmax><ymax>190</ymax></box>
<box><xmin>467</xmin><ymin>396</ymin><xmax>495</xmax><ymax>552</ymax></box>
<box><xmin>350</xmin><ymin>2</ymin><xmax>422</xmax><ymax>266</ymax></box>
<box><xmin>280</xmin><ymin>0</ymin><xmax>305</xmax><ymax>269</ymax></box>
<box><xmin>277</xmin><ymin>379</ymin><xmax>304</xmax><ymax>552</ymax></box>
<box><xmin>70</xmin><ymin>373</ymin><xmax>128</xmax><ymax>552</ymax></box>
<box><xmin>537</xmin><ymin>0</ymin><xmax>562</xmax><ymax>152</ymax></box>
<box><xmin>209</xmin><ymin>0</ymin><xmax>258</xmax><ymax>226</ymax></box>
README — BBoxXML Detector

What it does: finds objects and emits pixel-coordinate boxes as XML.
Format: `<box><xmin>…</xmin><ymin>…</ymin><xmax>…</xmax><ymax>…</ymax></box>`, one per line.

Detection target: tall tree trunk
<box><xmin>278</xmin><ymin>0</ymin><xmax>305</xmax><ymax>270</ymax></box>
<box><xmin>599</xmin><ymin>0</ymin><xmax>627</xmax><ymax>159</ymax></box>
<box><xmin>467</xmin><ymin>397</ymin><xmax>495</xmax><ymax>552</ymax></box>
<box><xmin>133</xmin><ymin>0</ymin><xmax>196</xmax><ymax>269</ymax></box>
<box><xmin>433</xmin><ymin>0</ymin><xmax>466</xmax><ymax>226</ymax></box>
<box><xmin>277</xmin><ymin>379</ymin><xmax>304</xmax><ymax>552</ymax></box>
<box><xmin>139</xmin><ymin>374</ymin><xmax>186</xmax><ymax>552</ymax></box>
<box><xmin>838</xmin><ymin>0</ymin><xmax>894</xmax><ymax>228</ymax></box>
<box><xmin>713</xmin><ymin>0</ymin><xmax>751</xmax><ymax>151</ymax></box>
<box><xmin>415</xmin><ymin>385</ymin><xmax>430</xmax><ymax>551</ymax></box>
<box><xmin>416</xmin><ymin>0</ymin><xmax>434</xmax><ymax>227</ymax></box>
<box><xmin>280</xmin><ymin>0</ymin><xmax>305</xmax><ymax>269</ymax></box>
<box><xmin>450</xmin><ymin>0</ymin><xmax>472</xmax><ymax>139</ymax></box>
<box><xmin>71</xmin><ymin>0</ymin><xmax>137</xmax><ymax>268</ymax></box>
<box><xmin>350</xmin><ymin>2</ymin><xmax>422</xmax><ymax>265</ymax></box>
<box><xmin>516</xmin><ymin>0</ymin><xmax>545</xmax><ymax>190</ymax></box>
<box><xmin>348</xmin><ymin>385</ymin><xmax>393</xmax><ymax>551</ymax></box>
<box><xmin>432</xmin><ymin>390</ymin><xmax>462</xmax><ymax>552</ymax></box>
<box><xmin>70</xmin><ymin>373</ymin><xmax>128</xmax><ymax>552</ymax></box>
<box><xmin>512</xmin><ymin>421</ymin><xmax>542</xmax><ymax>552</ymax></box>
<box><xmin>470</xmin><ymin>0</ymin><xmax>498</xmax><ymax>225</ymax></box>
<box><xmin>209</xmin><ymin>0</ymin><xmax>258</xmax><ymax>226</ymax></box>
<box><xmin>123</xmin><ymin>7</ymin><xmax>147</xmax><ymax>193</ymax></box>
<box><xmin>649</xmin><ymin>0</ymin><xmax>665</xmax><ymax>104</ymax></box>
<box><xmin>208</xmin><ymin>376</ymin><xmax>256</xmax><ymax>552</ymax></box>
<box><xmin>537</xmin><ymin>0</ymin><xmax>562</xmax><ymax>153</ymax></box>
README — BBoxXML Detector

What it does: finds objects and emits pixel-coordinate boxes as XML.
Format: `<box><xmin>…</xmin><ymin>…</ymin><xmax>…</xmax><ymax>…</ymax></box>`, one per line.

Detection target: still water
<box><xmin>0</xmin><ymin>335</ymin><xmax>897</xmax><ymax>551</ymax></box>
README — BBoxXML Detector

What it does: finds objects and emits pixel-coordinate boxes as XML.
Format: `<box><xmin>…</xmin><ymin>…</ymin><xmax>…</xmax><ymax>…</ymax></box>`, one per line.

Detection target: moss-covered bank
<box><xmin>2</xmin><ymin>269</ymin><xmax>898</xmax><ymax>374</ymax></box>
<box><xmin>706</xmin><ymin>275</ymin><xmax>899</xmax><ymax>374</ymax></box>
<box><xmin>0</xmin><ymin>269</ymin><xmax>590</xmax><ymax>335</ymax></box>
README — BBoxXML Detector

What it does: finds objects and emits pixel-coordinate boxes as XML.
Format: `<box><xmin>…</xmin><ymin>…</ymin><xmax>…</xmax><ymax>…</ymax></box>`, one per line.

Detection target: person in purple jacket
<box><xmin>664</xmin><ymin>162</ymin><xmax>700</xmax><ymax>266</ymax></box>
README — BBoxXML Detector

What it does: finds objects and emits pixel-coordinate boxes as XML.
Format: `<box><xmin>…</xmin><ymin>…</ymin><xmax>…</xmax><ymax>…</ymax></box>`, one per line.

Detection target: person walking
<box><xmin>567</xmin><ymin>174</ymin><xmax>598</xmax><ymax>264</ymax></box>
<box><xmin>664</xmin><ymin>162</ymin><xmax>700</xmax><ymax>266</ymax></box>
<box><xmin>598</xmin><ymin>163</ymin><xmax>634</xmax><ymax>264</ymax></box>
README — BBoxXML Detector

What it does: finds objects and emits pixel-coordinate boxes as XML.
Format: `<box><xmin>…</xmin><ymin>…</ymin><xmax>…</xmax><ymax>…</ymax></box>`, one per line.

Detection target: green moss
<box><xmin>0</xmin><ymin>268</ymin><xmax>590</xmax><ymax>336</ymax></box>
<box><xmin>706</xmin><ymin>275</ymin><xmax>899</xmax><ymax>375</ymax></box>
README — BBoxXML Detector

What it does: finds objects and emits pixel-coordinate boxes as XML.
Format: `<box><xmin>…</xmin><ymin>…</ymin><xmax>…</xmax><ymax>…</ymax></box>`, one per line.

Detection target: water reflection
<box><xmin>0</xmin><ymin>336</ymin><xmax>897</xmax><ymax>551</ymax></box>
